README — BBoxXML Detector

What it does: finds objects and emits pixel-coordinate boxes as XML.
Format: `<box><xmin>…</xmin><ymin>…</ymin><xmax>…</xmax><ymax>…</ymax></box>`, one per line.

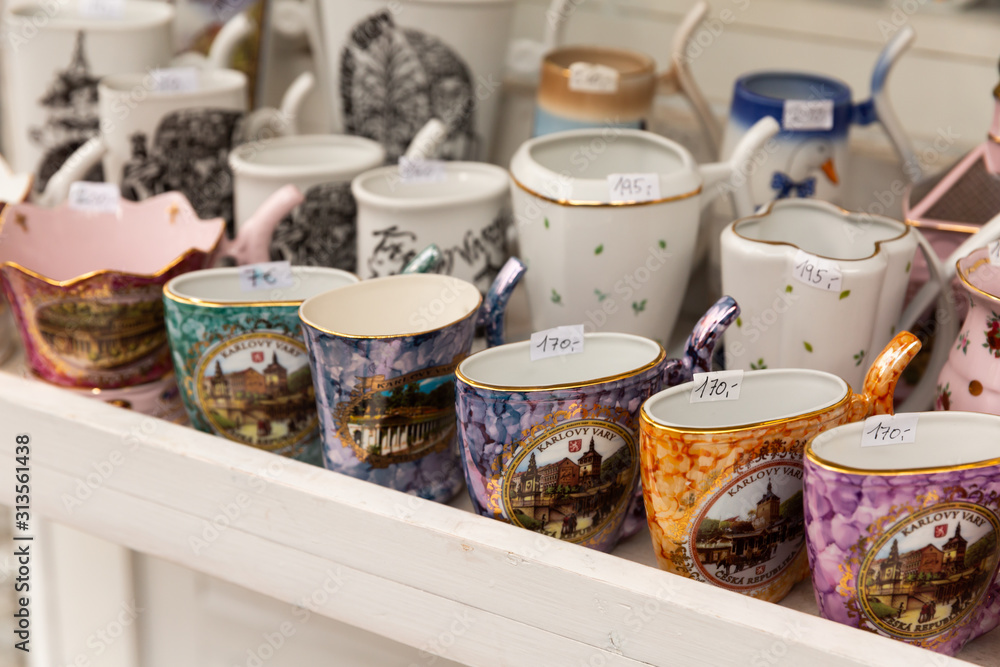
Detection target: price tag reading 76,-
<box><xmin>861</xmin><ymin>413</ymin><xmax>919</xmax><ymax>448</ymax></box>
<box><xmin>530</xmin><ymin>325</ymin><xmax>584</xmax><ymax>361</ymax></box>
<box><xmin>690</xmin><ymin>370</ymin><xmax>743</xmax><ymax>403</ymax></box>
<box><xmin>239</xmin><ymin>261</ymin><xmax>295</xmax><ymax>292</ymax></box>
<box><xmin>792</xmin><ymin>249</ymin><xmax>843</xmax><ymax>292</ymax></box>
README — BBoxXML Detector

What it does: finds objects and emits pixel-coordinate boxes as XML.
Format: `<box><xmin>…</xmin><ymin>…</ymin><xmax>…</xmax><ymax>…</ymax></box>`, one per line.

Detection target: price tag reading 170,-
<box><xmin>151</xmin><ymin>68</ymin><xmax>199</xmax><ymax>94</ymax></box>
<box><xmin>792</xmin><ymin>249</ymin><xmax>843</xmax><ymax>292</ymax></box>
<box><xmin>989</xmin><ymin>240</ymin><xmax>1000</xmax><ymax>267</ymax></box>
<box><xmin>239</xmin><ymin>261</ymin><xmax>295</xmax><ymax>292</ymax></box>
<box><xmin>690</xmin><ymin>370</ymin><xmax>743</xmax><ymax>404</ymax></box>
<box><xmin>68</xmin><ymin>182</ymin><xmax>120</xmax><ymax>213</ymax></box>
<box><xmin>568</xmin><ymin>62</ymin><xmax>619</xmax><ymax>94</ymax></box>
<box><xmin>861</xmin><ymin>413</ymin><xmax>919</xmax><ymax>448</ymax></box>
<box><xmin>607</xmin><ymin>174</ymin><xmax>661</xmax><ymax>203</ymax></box>
<box><xmin>530</xmin><ymin>325</ymin><xmax>585</xmax><ymax>361</ymax></box>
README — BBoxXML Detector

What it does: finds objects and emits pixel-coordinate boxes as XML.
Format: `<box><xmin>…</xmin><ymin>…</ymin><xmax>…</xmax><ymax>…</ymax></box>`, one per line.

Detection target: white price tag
<box><xmin>792</xmin><ymin>249</ymin><xmax>843</xmax><ymax>292</ymax></box>
<box><xmin>861</xmin><ymin>413</ymin><xmax>919</xmax><ymax>448</ymax></box>
<box><xmin>398</xmin><ymin>157</ymin><xmax>447</xmax><ymax>184</ymax></box>
<box><xmin>690</xmin><ymin>370</ymin><xmax>743</xmax><ymax>403</ymax></box>
<box><xmin>607</xmin><ymin>173</ymin><xmax>661</xmax><ymax>203</ymax></box>
<box><xmin>568</xmin><ymin>62</ymin><xmax>619</xmax><ymax>94</ymax></box>
<box><xmin>239</xmin><ymin>261</ymin><xmax>295</xmax><ymax>292</ymax></box>
<box><xmin>530</xmin><ymin>324</ymin><xmax>585</xmax><ymax>361</ymax></box>
<box><xmin>988</xmin><ymin>240</ymin><xmax>1000</xmax><ymax>267</ymax></box>
<box><xmin>78</xmin><ymin>0</ymin><xmax>124</xmax><ymax>18</ymax></box>
<box><xmin>150</xmin><ymin>68</ymin><xmax>199</xmax><ymax>94</ymax></box>
<box><xmin>67</xmin><ymin>182</ymin><xmax>119</xmax><ymax>213</ymax></box>
<box><xmin>782</xmin><ymin>99</ymin><xmax>835</xmax><ymax>131</ymax></box>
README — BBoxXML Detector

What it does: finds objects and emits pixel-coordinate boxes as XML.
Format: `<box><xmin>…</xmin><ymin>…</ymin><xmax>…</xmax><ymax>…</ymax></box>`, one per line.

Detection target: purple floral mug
<box><xmin>453</xmin><ymin>296</ymin><xmax>739</xmax><ymax>552</ymax></box>
<box><xmin>804</xmin><ymin>411</ymin><xmax>1000</xmax><ymax>655</ymax></box>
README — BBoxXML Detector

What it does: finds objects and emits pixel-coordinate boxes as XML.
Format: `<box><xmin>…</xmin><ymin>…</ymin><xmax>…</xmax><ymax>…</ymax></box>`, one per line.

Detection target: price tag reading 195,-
<box><xmin>861</xmin><ymin>413</ymin><xmax>919</xmax><ymax>447</ymax></box>
<box><xmin>68</xmin><ymin>181</ymin><xmax>120</xmax><ymax>213</ymax></box>
<box><xmin>792</xmin><ymin>249</ymin><xmax>843</xmax><ymax>292</ymax></box>
<box><xmin>568</xmin><ymin>62</ymin><xmax>619</xmax><ymax>94</ymax></box>
<box><xmin>690</xmin><ymin>370</ymin><xmax>743</xmax><ymax>403</ymax></box>
<box><xmin>530</xmin><ymin>324</ymin><xmax>584</xmax><ymax>361</ymax></box>
<box><xmin>607</xmin><ymin>174</ymin><xmax>661</xmax><ymax>203</ymax></box>
<box><xmin>239</xmin><ymin>261</ymin><xmax>295</xmax><ymax>292</ymax></box>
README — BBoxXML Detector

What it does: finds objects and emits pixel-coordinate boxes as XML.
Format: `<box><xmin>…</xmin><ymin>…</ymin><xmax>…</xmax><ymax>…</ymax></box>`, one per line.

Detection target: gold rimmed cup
<box><xmin>638</xmin><ymin>331</ymin><xmax>921</xmax><ymax>602</ymax></box>
<box><xmin>163</xmin><ymin>266</ymin><xmax>359</xmax><ymax>465</ymax></box>
<box><xmin>803</xmin><ymin>411</ymin><xmax>1000</xmax><ymax>655</ymax></box>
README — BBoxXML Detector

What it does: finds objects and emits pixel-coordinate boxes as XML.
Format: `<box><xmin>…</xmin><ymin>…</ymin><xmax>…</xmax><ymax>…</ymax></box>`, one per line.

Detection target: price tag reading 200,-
<box><xmin>690</xmin><ymin>370</ymin><xmax>743</xmax><ymax>403</ymax></box>
<box><xmin>530</xmin><ymin>325</ymin><xmax>584</xmax><ymax>361</ymax></box>
<box><xmin>792</xmin><ymin>249</ymin><xmax>843</xmax><ymax>292</ymax></box>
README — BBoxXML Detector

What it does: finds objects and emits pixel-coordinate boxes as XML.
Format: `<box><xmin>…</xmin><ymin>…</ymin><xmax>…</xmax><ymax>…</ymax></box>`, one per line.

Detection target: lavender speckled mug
<box><xmin>454</xmin><ymin>296</ymin><xmax>739</xmax><ymax>552</ymax></box>
<box><xmin>805</xmin><ymin>411</ymin><xmax>1000</xmax><ymax>655</ymax></box>
<box><xmin>299</xmin><ymin>259</ymin><xmax>524</xmax><ymax>502</ymax></box>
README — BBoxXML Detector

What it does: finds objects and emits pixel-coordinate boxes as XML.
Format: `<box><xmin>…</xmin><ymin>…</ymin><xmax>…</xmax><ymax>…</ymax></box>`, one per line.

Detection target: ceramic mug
<box><xmin>164</xmin><ymin>266</ymin><xmax>360</xmax><ymax>464</ymax></box>
<box><xmin>936</xmin><ymin>247</ymin><xmax>1000</xmax><ymax>413</ymax></box>
<box><xmin>299</xmin><ymin>258</ymin><xmax>525</xmax><ymax>501</ymax></box>
<box><xmin>509</xmin><ymin>118</ymin><xmax>778</xmax><ymax>346</ymax></box>
<box><xmin>721</xmin><ymin>198</ymin><xmax>956</xmax><ymax>412</ymax></box>
<box><xmin>230</xmin><ymin>135</ymin><xmax>386</xmax><ymax>272</ymax></box>
<box><xmin>353</xmin><ymin>161</ymin><xmax>510</xmax><ymax>292</ymax></box>
<box><xmin>804</xmin><ymin>411</ymin><xmax>1000</xmax><ymax>655</ymax></box>
<box><xmin>275</xmin><ymin>0</ymin><xmax>514</xmax><ymax>162</ymax></box>
<box><xmin>720</xmin><ymin>27</ymin><xmax>918</xmax><ymax>207</ymax></box>
<box><xmin>0</xmin><ymin>187</ymin><xmax>302</xmax><ymax>389</ymax></box>
<box><xmin>38</xmin><ymin>70</ymin><xmax>313</xmax><ymax>224</ymax></box>
<box><xmin>639</xmin><ymin>331</ymin><xmax>920</xmax><ymax>602</ymax></box>
<box><xmin>455</xmin><ymin>296</ymin><xmax>739</xmax><ymax>552</ymax></box>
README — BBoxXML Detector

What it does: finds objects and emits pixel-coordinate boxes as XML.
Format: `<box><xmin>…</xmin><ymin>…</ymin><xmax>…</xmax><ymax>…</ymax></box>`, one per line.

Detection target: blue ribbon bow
<box><xmin>771</xmin><ymin>172</ymin><xmax>816</xmax><ymax>199</ymax></box>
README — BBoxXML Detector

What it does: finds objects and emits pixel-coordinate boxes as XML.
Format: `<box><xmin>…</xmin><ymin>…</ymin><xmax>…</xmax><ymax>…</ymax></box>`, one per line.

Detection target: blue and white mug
<box><xmin>720</xmin><ymin>27</ymin><xmax>918</xmax><ymax>207</ymax></box>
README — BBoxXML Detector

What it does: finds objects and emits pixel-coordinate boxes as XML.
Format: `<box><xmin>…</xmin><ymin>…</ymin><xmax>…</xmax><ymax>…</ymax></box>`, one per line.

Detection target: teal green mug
<box><xmin>163</xmin><ymin>266</ymin><xmax>359</xmax><ymax>464</ymax></box>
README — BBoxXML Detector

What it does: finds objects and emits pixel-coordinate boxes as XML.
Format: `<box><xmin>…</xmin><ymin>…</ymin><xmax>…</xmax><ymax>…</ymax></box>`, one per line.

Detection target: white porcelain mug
<box><xmin>353</xmin><ymin>161</ymin><xmax>510</xmax><ymax>292</ymax></box>
<box><xmin>230</xmin><ymin>134</ymin><xmax>387</xmax><ymax>272</ymax></box>
<box><xmin>273</xmin><ymin>0</ymin><xmax>514</xmax><ymax>162</ymax></box>
<box><xmin>720</xmin><ymin>198</ymin><xmax>956</xmax><ymax>412</ymax></box>
<box><xmin>0</xmin><ymin>0</ymin><xmax>246</xmax><ymax>197</ymax></box>
<box><xmin>508</xmin><ymin>119</ymin><xmax>778</xmax><ymax>347</ymax></box>
<box><xmin>37</xmin><ymin>70</ymin><xmax>314</xmax><ymax>224</ymax></box>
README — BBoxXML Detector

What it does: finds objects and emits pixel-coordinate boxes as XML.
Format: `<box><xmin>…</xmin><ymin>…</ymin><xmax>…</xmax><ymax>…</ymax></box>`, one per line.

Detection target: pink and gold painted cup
<box><xmin>0</xmin><ymin>193</ymin><xmax>224</xmax><ymax>389</ymax></box>
<box><xmin>638</xmin><ymin>331</ymin><xmax>920</xmax><ymax>602</ymax></box>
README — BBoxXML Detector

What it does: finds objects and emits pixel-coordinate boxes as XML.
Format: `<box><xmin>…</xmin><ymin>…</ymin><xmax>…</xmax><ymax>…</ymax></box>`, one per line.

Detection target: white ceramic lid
<box><xmin>509</xmin><ymin>129</ymin><xmax>701</xmax><ymax>204</ymax></box>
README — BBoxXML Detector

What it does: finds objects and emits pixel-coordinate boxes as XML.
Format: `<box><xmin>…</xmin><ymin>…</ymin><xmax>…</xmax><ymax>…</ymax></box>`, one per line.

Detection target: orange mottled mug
<box><xmin>638</xmin><ymin>331</ymin><xmax>920</xmax><ymax>602</ymax></box>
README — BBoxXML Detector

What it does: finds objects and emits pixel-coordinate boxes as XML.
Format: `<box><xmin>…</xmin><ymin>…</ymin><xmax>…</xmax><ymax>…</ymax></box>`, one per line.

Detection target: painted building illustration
<box><xmin>345</xmin><ymin>378</ymin><xmax>455</xmax><ymax>461</ymax></box>
<box><xmin>695</xmin><ymin>480</ymin><xmax>805</xmax><ymax>576</ymax></box>
<box><xmin>507</xmin><ymin>436</ymin><xmax>634</xmax><ymax>541</ymax></box>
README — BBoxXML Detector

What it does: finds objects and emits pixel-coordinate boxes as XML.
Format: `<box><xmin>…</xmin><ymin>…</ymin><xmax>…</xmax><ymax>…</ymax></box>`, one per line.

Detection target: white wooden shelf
<box><xmin>1</xmin><ymin>370</ymin><xmax>999</xmax><ymax>666</ymax></box>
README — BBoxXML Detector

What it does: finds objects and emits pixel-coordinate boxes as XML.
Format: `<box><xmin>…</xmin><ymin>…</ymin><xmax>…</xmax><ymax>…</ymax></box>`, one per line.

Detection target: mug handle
<box><xmin>656</xmin><ymin>0</ymin><xmax>723</xmax><ymax>159</ymax></box>
<box><xmin>696</xmin><ymin>116</ymin><xmax>780</xmax><ymax>219</ymax></box>
<box><xmin>217</xmin><ymin>185</ymin><xmax>303</xmax><ymax>265</ymax></box>
<box><xmin>896</xmin><ymin>226</ymin><xmax>959</xmax><ymax>412</ymax></box>
<box><xmin>35</xmin><ymin>137</ymin><xmax>108</xmax><ymax>207</ymax></box>
<box><xmin>662</xmin><ymin>295</ymin><xmax>740</xmax><ymax>386</ymax></box>
<box><xmin>400</xmin><ymin>244</ymin><xmax>442</xmax><ymax>275</ymax></box>
<box><xmin>167</xmin><ymin>12</ymin><xmax>255</xmax><ymax>69</ymax></box>
<box><xmin>852</xmin><ymin>26</ymin><xmax>920</xmax><ymax>183</ymax></box>
<box><xmin>476</xmin><ymin>257</ymin><xmax>527</xmax><ymax>348</ymax></box>
<box><xmin>848</xmin><ymin>331</ymin><xmax>921</xmax><ymax>420</ymax></box>
<box><xmin>238</xmin><ymin>71</ymin><xmax>315</xmax><ymax>141</ymax></box>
